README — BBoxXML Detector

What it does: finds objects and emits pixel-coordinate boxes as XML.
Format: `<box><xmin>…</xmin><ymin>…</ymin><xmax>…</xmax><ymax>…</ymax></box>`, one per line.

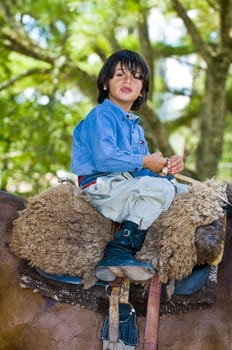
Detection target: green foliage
<box><xmin>0</xmin><ymin>0</ymin><xmax>232</xmax><ymax>195</ymax></box>
<box><xmin>0</xmin><ymin>82</ymin><xmax>90</xmax><ymax>195</ymax></box>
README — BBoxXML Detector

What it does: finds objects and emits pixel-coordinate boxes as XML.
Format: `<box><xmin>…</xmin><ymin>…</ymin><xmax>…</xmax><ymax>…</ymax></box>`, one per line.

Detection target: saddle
<box><xmin>18</xmin><ymin>220</ymin><xmax>220</xmax><ymax>350</ymax></box>
<box><xmin>10</xmin><ymin>180</ymin><xmax>228</xmax><ymax>349</ymax></box>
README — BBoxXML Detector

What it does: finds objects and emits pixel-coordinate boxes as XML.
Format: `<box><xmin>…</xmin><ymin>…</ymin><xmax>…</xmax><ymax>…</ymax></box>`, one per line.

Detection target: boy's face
<box><xmin>107</xmin><ymin>63</ymin><xmax>143</xmax><ymax>112</ymax></box>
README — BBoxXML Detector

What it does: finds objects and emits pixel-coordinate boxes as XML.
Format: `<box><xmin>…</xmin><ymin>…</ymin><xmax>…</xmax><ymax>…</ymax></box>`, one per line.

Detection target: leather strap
<box><xmin>111</xmin><ymin>221</ymin><xmax>122</xmax><ymax>235</ymax></box>
<box><xmin>109</xmin><ymin>286</ymin><xmax>121</xmax><ymax>343</ymax></box>
<box><xmin>144</xmin><ymin>273</ymin><xmax>161</xmax><ymax>350</ymax></box>
<box><xmin>120</xmin><ymin>278</ymin><xmax>130</xmax><ymax>304</ymax></box>
<box><xmin>107</xmin><ymin>222</ymin><xmax>138</xmax><ymax>348</ymax></box>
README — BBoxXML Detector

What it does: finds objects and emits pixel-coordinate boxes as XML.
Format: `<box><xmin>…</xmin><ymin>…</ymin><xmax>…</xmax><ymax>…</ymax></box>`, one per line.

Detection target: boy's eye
<box><xmin>132</xmin><ymin>72</ymin><xmax>143</xmax><ymax>80</ymax></box>
<box><xmin>114</xmin><ymin>70</ymin><xmax>144</xmax><ymax>80</ymax></box>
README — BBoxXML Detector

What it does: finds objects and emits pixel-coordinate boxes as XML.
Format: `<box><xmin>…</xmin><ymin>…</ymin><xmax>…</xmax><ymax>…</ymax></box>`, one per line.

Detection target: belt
<box><xmin>78</xmin><ymin>172</ymin><xmax>109</xmax><ymax>189</ymax></box>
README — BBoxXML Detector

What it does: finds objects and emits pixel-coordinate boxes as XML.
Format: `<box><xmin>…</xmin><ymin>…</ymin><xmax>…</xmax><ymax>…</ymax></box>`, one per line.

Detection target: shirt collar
<box><xmin>103</xmin><ymin>99</ymin><xmax>140</xmax><ymax>122</ymax></box>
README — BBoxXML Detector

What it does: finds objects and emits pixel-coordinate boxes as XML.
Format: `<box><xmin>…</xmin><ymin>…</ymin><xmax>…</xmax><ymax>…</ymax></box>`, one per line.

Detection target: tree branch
<box><xmin>140</xmin><ymin>101</ymin><xmax>174</xmax><ymax>155</ymax></box>
<box><xmin>0</xmin><ymin>68</ymin><xmax>51</xmax><ymax>91</ymax></box>
<box><xmin>170</xmin><ymin>0</ymin><xmax>212</xmax><ymax>62</ymax></box>
<box><xmin>220</xmin><ymin>0</ymin><xmax>232</xmax><ymax>46</ymax></box>
<box><xmin>1</xmin><ymin>29</ymin><xmax>55</xmax><ymax>64</ymax></box>
<box><xmin>206</xmin><ymin>0</ymin><xmax>219</xmax><ymax>11</ymax></box>
<box><xmin>137</xmin><ymin>8</ymin><xmax>154</xmax><ymax>97</ymax></box>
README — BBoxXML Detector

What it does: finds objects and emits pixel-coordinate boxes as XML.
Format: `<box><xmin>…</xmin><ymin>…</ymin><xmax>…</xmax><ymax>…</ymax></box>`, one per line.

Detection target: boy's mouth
<box><xmin>121</xmin><ymin>87</ymin><xmax>132</xmax><ymax>93</ymax></box>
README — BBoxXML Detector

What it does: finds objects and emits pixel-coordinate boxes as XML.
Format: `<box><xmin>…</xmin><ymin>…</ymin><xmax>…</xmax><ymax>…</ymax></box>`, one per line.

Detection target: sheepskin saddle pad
<box><xmin>19</xmin><ymin>259</ymin><xmax>218</xmax><ymax>315</ymax></box>
<box><xmin>10</xmin><ymin>179</ymin><xmax>227</xmax><ymax>289</ymax></box>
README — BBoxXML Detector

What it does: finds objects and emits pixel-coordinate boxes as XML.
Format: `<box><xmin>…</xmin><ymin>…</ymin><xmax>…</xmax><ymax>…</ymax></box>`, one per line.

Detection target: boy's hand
<box><xmin>167</xmin><ymin>155</ymin><xmax>184</xmax><ymax>174</ymax></box>
<box><xmin>143</xmin><ymin>152</ymin><xmax>168</xmax><ymax>173</ymax></box>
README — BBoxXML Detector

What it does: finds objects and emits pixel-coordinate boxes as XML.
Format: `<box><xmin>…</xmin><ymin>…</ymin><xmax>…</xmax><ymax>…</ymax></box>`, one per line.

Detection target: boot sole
<box><xmin>109</xmin><ymin>266</ymin><xmax>154</xmax><ymax>281</ymax></box>
<box><xmin>95</xmin><ymin>266</ymin><xmax>116</xmax><ymax>282</ymax></box>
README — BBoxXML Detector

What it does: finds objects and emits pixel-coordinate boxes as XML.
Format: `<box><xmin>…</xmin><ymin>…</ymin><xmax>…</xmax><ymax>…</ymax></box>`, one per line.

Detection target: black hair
<box><xmin>97</xmin><ymin>49</ymin><xmax>150</xmax><ymax>111</ymax></box>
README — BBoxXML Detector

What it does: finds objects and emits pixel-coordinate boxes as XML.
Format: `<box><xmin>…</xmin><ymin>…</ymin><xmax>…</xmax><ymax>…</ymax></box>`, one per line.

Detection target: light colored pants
<box><xmin>85</xmin><ymin>173</ymin><xmax>189</xmax><ymax>230</ymax></box>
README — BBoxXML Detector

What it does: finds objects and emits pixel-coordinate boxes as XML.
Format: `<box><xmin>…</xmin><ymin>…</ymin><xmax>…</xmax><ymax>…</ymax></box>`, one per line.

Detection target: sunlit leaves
<box><xmin>0</xmin><ymin>0</ymin><xmax>232</xmax><ymax>193</ymax></box>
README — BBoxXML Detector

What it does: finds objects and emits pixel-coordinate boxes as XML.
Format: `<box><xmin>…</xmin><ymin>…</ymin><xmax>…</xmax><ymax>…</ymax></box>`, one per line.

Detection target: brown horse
<box><xmin>0</xmin><ymin>189</ymin><xmax>232</xmax><ymax>350</ymax></box>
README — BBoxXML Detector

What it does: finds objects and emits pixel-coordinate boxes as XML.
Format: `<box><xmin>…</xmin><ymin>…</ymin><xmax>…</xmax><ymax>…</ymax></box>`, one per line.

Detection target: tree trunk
<box><xmin>140</xmin><ymin>101</ymin><xmax>174</xmax><ymax>155</ymax></box>
<box><xmin>196</xmin><ymin>56</ymin><xmax>230</xmax><ymax>180</ymax></box>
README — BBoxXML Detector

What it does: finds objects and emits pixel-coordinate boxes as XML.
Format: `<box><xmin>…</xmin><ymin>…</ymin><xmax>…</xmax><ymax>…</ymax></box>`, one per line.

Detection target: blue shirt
<box><xmin>71</xmin><ymin>99</ymin><xmax>148</xmax><ymax>175</ymax></box>
<box><xmin>71</xmin><ymin>99</ymin><xmax>173</xmax><ymax>180</ymax></box>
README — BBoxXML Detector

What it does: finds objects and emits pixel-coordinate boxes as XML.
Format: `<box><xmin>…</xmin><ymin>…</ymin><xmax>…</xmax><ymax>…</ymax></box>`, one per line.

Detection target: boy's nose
<box><xmin>124</xmin><ymin>72</ymin><xmax>133</xmax><ymax>82</ymax></box>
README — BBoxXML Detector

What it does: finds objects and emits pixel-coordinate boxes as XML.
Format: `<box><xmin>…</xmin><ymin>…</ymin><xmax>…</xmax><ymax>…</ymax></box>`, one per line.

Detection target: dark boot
<box><xmin>96</xmin><ymin>220</ymin><xmax>155</xmax><ymax>281</ymax></box>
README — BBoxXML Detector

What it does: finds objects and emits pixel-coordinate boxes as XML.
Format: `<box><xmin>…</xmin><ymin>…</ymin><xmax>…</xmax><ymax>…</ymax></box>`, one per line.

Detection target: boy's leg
<box><xmin>96</xmin><ymin>220</ymin><xmax>155</xmax><ymax>281</ymax></box>
<box><xmin>85</xmin><ymin>174</ymin><xmax>176</xmax><ymax>281</ymax></box>
<box><xmin>86</xmin><ymin>173</ymin><xmax>176</xmax><ymax>229</ymax></box>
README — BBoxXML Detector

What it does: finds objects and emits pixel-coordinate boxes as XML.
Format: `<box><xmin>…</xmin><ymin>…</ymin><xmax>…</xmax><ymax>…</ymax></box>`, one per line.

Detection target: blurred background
<box><xmin>1</xmin><ymin>0</ymin><xmax>232</xmax><ymax>197</ymax></box>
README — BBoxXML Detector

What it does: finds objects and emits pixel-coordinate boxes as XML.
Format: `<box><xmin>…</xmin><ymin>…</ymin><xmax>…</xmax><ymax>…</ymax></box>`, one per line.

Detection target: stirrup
<box><xmin>96</xmin><ymin>261</ymin><xmax>155</xmax><ymax>282</ymax></box>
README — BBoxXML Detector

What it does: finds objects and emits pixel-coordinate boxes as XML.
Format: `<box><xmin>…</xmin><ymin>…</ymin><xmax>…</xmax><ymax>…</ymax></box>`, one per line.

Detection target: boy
<box><xmin>71</xmin><ymin>49</ymin><xmax>187</xmax><ymax>282</ymax></box>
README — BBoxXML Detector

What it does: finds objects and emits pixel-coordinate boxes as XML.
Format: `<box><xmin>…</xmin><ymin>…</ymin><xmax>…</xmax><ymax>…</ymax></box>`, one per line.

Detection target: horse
<box><xmin>0</xmin><ymin>188</ymin><xmax>231</xmax><ymax>350</ymax></box>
